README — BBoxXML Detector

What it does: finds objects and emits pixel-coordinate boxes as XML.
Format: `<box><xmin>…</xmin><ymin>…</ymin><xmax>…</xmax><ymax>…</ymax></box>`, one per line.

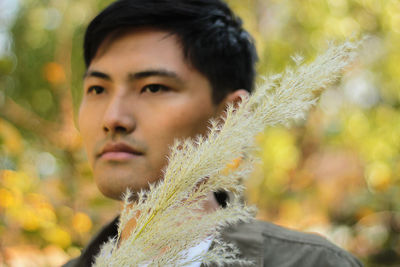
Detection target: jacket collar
<box><xmin>201</xmin><ymin>220</ymin><xmax>264</xmax><ymax>266</ymax></box>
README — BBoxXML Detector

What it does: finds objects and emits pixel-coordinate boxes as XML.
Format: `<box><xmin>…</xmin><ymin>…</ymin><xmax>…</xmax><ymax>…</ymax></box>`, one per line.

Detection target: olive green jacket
<box><xmin>63</xmin><ymin>217</ymin><xmax>362</xmax><ymax>266</ymax></box>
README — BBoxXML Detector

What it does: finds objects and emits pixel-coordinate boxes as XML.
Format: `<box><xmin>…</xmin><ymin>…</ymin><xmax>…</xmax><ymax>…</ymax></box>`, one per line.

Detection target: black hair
<box><xmin>84</xmin><ymin>0</ymin><xmax>258</xmax><ymax>103</ymax></box>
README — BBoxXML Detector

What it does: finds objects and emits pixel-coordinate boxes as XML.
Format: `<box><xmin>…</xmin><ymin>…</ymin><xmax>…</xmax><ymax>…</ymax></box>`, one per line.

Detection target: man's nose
<box><xmin>102</xmin><ymin>95</ymin><xmax>136</xmax><ymax>135</ymax></box>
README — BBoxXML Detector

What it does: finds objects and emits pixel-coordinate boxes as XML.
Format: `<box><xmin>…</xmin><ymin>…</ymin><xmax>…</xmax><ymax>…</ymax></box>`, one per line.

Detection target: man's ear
<box><xmin>217</xmin><ymin>89</ymin><xmax>249</xmax><ymax>113</ymax></box>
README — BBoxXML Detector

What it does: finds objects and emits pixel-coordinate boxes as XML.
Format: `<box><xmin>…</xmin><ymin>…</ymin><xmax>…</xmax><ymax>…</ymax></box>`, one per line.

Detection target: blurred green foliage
<box><xmin>1</xmin><ymin>0</ymin><xmax>399</xmax><ymax>266</ymax></box>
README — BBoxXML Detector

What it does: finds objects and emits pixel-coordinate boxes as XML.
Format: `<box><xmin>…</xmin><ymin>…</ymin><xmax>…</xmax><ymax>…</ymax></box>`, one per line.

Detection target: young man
<box><xmin>64</xmin><ymin>0</ymin><xmax>362</xmax><ymax>266</ymax></box>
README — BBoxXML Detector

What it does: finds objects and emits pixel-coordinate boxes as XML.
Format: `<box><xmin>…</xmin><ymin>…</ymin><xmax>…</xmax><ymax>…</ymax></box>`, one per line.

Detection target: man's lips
<box><xmin>98</xmin><ymin>143</ymin><xmax>143</xmax><ymax>161</ymax></box>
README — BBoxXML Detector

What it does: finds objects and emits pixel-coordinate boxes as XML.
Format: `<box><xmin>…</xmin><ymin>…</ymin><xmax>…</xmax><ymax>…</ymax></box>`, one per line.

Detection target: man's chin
<box><xmin>92</xmin><ymin>165</ymin><xmax>163</xmax><ymax>200</ymax></box>
<box><xmin>94</xmin><ymin>175</ymin><xmax>150</xmax><ymax>200</ymax></box>
<box><xmin>98</xmin><ymin>186</ymin><xmax>126</xmax><ymax>200</ymax></box>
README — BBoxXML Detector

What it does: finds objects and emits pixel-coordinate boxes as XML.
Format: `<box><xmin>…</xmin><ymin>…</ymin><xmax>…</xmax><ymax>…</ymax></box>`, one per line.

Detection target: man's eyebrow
<box><xmin>83</xmin><ymin>70</ymin><xmax>112</xmax><ymax>81</ymax></box>
<box><xmin>83</xmin><ymin>69</ymin><xmax>184</xmax><ymax>84</ymax></box>
<box><xmin>128</xmin><ymin>69</ymin><xmax>183</xmax><ymax>83</ymax></box>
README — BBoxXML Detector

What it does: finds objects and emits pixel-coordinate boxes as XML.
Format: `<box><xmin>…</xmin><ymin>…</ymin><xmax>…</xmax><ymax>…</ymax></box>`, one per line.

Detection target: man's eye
<box><xmin>141</xmin><ymin>84</ymin><xmax>169</xmax><ymax>93</ymax></box>
<box><xmin>87</xmin><ymin>86</ymin><xmax>105</xmax><ymax>95</ymax></box>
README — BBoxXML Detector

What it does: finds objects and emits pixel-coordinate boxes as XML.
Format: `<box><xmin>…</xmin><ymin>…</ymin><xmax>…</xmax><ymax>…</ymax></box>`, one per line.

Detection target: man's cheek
<box><xmin>80</xmin><ymin>126</ymin><xmax>96</xmax><ymax>165</ymax></box>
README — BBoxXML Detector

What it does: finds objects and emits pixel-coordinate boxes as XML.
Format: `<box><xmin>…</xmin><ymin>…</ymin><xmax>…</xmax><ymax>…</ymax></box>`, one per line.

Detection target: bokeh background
<box><xmin>0</xmin><ymin>0</ymin><xmax>399</xmax><ymax>266</ymax></box>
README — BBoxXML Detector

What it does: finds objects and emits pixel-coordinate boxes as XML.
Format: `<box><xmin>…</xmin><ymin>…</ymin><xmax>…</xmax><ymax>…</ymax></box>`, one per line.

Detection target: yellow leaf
<box><xmin>72</xmin><ymin>212</ymin><xmax>92</xmax><ymax>234</ymax></box>
<box><xmin>0</xmin><ymin>118</ymin><xmax>23</xmax><ymax>155</ymax></box>
<box><xmin>43</xmin><ymin>62</ymin><xmax>66</xmax><ymax>84</ymax></box>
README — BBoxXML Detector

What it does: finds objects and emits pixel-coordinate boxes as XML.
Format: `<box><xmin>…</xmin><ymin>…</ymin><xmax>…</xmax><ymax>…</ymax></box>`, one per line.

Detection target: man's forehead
<box><xmin>93</xmin><ymin>27</ymin><xmax>179</xmax><ymax>63</ymax></box>
<box><xmin>83</xmin><ymin>28</ymin><xmax>202</xmax><ymax>86</ymax></box>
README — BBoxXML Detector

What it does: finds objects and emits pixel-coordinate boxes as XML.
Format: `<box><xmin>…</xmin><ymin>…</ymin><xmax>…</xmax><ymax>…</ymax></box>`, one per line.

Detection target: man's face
<box><xmin>79</xmin><ymin>29</ymin><xmax>227</xmax><ymax>199</ymax></box>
